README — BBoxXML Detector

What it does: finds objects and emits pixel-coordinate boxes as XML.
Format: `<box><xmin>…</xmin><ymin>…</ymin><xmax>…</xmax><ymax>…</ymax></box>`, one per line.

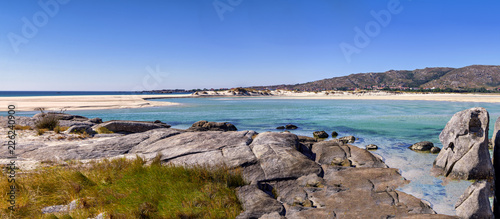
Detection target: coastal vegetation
<box><xmin>0</xmin><ymin>156</ymin><xmax>245</xmax><ymax>218</ymax></box>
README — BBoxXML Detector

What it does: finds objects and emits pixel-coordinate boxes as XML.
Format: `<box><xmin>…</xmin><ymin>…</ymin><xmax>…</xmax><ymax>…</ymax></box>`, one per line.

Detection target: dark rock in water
<box><xmin>365</xmin><ymin>144</ymin><xmax>378</xmax><ymax>150</ymax></box>
<box><xmin>153</xmin><ymin>120</ymin><xmax>162</xmax><ymax>124</ymax></box>
<box><xmin>488</xmin><ymin>138</ymin><xmax>493</xmax><ymax>149</ymax></box>
<box><xmin>409</xmin><ymin>141</ymin><xmax>434</xmax><ymax>151</ymax></box>
<box><xmin>430</xmin><ymin>147</ymin><xmax>441</xmax><ymax>154</ymax></box>
<box><xmin>276</xmin><ymin>126</ymin><xmax>285</xmax><ymax>130</ymax></box>
<box><xmin>313</xmin><ymin>131</ymin><xmax>328</xmax><ymax>139</ymax></box>
<box><xmin>455</xmin><ymin>181</ymin><xmax>493</xmax><ymax>219</ymax></box>
<box><xmin>187</xmin><ymin>120</ymin><xmax>237</xmax><ymax>132</ymax></box>
<box><xmin>88</xmin><ymin>118</ymin><xmax>103</xmax><ymax>124</ymax></box>
<box><xmin>339</xmin><ymin>136</ymin><xmax>356</xmax><ymax>143</ymax></box>
<box><xmin>285</xmin><ymin>124</ymin><xmax>298</xmax><ymax>130</ymax></box>
<box><xmin>331</xmin><ymin>131</ymin><xmax>338</xmax><ymax>138</ymax></box>
<box><xmin>92</xmin><ymin>120</ymin><xmax>171</xmax><ymax>134</ymax></box>
<box><xmin>64</xmin><ymin>125</ymin><xmax>96</xmax><ymax>135</ymax></box>
<box><xmin>432</xmin><ymin>107</ymin><xmax>493</xmax><ymax>180</ymax></box>
<box><xmin>236</xmin><ymin>185</ymin><xmax>284</xmax><ymax>219</ymax></box>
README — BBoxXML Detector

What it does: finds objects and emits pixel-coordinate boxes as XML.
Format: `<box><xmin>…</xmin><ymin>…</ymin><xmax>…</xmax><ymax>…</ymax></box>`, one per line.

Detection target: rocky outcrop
<box><xmin>236</xmin><ymin>185</ymin><xmax>284</xmax><ymax>218</ymax></box>
<box><xmin>455</xmin><ymin>181</ymin><xmax>493</xmax><ymax>219</ymax></box>
<box><xmin>250</xmin><ymin>132</ymin><xmax>322</xmax><ymax>181</ymax></box>
<box><xmin>3</xmin><ymin>119</ymin><xmax>452</xmax><ymax>218</ymax></box>
<box><xmin>187</xmin><ymin>120</ymin><xmax>237</xmax><ymax>132</ymax></box>
<box><xmin>92</xmin><ymin>120</ymin><xmax>171</xmax><ymax>134</ymax></box>
<box><xmin>409</xmin><ymin>141</ymin><xmax>434</xmax><ymax>151</ymax></box>
<box><xmin>285</xmin><ymin>124</ymin><xmax>298</xmax><ymax>130</ymax></box>
<box><xmin>313</xmin><ymin>131</ymin><xmax>328</xmax><ymax>138</ymax></box>
<box><xmin>432</xmin><ymin>107</ymin><xmax>493</xmax><ymax>180</ymax></box>
<box><xmin>312</xmin><ymin>140</ymin><xmax>387</xmax><ymax>168</ymax></box>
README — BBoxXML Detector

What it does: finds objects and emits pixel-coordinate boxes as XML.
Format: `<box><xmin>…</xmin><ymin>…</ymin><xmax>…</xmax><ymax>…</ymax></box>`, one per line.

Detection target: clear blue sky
<box><xmin>1</xmin><ymin>0</ymin><xmax>499</xmax><ymax>91</ymax></box>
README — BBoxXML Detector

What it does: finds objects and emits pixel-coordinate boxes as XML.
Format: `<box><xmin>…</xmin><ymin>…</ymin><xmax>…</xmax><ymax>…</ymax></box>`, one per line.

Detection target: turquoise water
<box><xmin>14</xmin><ymin>97</ymin><xmax>500</xmax><ymax>215</ymax></box>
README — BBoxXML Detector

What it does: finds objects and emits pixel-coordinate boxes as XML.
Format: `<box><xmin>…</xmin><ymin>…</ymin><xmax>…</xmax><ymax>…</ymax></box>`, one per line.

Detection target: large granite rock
<box><xmin>455</xmin><ymin>181</ymin><xmax>493</xmax><ymax>219</ymax></box>
<box><xmin>285</xmin><ymin>165</ymin><xmax>438</xmax><ymax>218</ymax></box>
<box><xmin>236</xmin><ymin>185</ymin><xmax>284</xmax><ymax>219</ymax></box>
<box><xmin>187</xmin><ymin>120</ymin><xmax>237</xmax><ymax>132</ymax></box>
<box><xmin>432</xmin><ymin>107</ymin><xmax>493</xmax><ymax>180</ymax></box>
<box><xmin>493</xmin><ymin>116</ymin><xmax>500</xmax><ymax>214</ymax></box>
<box><xmin>92</xmin><ymin>120</ymin><xmax>171</xmax><ymax>134</ymax></box>
<box><xmin>250</xmin><ymin>132</ymin><xmax>322</xmax><ymax>181</ymax></box>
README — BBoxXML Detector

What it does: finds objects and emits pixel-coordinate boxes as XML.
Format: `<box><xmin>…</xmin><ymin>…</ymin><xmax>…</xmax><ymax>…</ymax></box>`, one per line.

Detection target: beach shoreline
<box><xmin>3</xmin><ymin>91</ymin><xmax>500</xmax><ymax>112</ymax></box>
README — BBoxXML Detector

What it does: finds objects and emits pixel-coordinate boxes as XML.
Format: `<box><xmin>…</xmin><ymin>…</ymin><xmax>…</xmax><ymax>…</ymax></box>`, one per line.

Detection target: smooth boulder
<box><xmin>92</xmin><ymin>120</ymin><xmax>171</xmax><ymax>134</ymax></box>
<box><xmin>409</xmin><ymin>141</ymin><xmax>434</xmax><ymax>151</ymax></box>
<box><xmin>432</xmin><ymin>107</ymin><xmax>493</xmax><ymax>180</ymax></box>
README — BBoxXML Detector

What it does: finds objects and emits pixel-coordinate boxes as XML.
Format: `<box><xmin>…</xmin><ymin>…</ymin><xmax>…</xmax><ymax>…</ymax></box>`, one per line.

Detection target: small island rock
<box><xmin>313</xmin><ymin>131</ymin><xmax>328</xmax><ymax>139</ymax></box>
<box><xmin>331</xmin><ymin>131</ymin><xmax>338</xmax><ymax>138</ymax></box>
<box><xmin>366</xmin><ymin>144</ymin><xmax>378</xmax><ymax>150</ymax></box>
<box><xmin>409</xmin><ymin>141</ymin><xmax>434</xmax><ymax>151</ymax></box>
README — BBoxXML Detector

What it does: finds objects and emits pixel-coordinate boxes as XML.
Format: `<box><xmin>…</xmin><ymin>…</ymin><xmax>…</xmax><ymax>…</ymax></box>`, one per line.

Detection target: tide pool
<box><xmin>15</xmin><ymin>97</ymin><xmax>500</xmax><ymax>215</ymax></box>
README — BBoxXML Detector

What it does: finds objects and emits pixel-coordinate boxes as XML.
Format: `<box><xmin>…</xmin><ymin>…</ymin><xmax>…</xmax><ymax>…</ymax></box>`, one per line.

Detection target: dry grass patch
<box><xmin>0</xmin><ymin>156</ymin><xmax>246</xmax><ymax>218</ymax></box>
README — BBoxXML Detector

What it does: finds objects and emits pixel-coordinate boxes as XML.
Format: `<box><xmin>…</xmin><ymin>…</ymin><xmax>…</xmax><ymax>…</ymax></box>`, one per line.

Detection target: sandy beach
<box><xmin>0</xmin><ymin>94</ymin><xmax>190</xmax><ymax>111</ymax></box>
<box><xmin>2</xmin><ymin>92</ymin><xmax>500</xmax><ymax>112</ymax></box>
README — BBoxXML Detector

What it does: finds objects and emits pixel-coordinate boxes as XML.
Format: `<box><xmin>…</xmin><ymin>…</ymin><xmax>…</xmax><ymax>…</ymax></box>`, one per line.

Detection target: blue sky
<box><xmin>1</xmin><ymin>0</ymin><xmax>499</xmax><ymax>91</ymax></box>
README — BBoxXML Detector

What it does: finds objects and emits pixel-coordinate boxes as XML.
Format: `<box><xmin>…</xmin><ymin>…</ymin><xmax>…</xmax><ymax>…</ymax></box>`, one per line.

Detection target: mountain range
<box><xmin>251</xmin><ymin>65</ymin><xmax>500</xmax><ymax>91</ymax></box>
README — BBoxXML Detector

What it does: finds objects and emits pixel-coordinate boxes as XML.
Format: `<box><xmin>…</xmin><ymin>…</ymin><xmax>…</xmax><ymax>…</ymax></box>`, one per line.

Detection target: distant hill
<box><xmin>251</xmin><ymin>65</ymin><xmax>500</xmax><ymax>91</ymax></box>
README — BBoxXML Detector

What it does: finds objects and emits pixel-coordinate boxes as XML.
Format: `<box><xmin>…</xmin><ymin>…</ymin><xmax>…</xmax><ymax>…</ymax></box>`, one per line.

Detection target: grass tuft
<box><xmin>36</xmin><ymin>128</ymin><xmax>49</xmax><ymax>136</ymax></box>
<box><xmin>0</xmin><ymin>157</ymin><xmax>246</xmax><ymax>218</ymax></box>
<box><xmin>35</xmin><ymin>113</ymin><xmax>60</xmax><ymax>131</ymax></box>
<box><xmin>14</xmin><ymin>125</ymin><xmax>32</xmax><ymax>130</ymax></box>
<box><xmin>96</xmin><ymin>127</ymin><xmax>113</xmax><ymax>134</ymax></box>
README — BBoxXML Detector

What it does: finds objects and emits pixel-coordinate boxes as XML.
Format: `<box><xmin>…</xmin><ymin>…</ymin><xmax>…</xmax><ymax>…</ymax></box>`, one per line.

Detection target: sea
<box><xmin>6</xmin><ymin>93</ymin><xmax>500</xmax><ymax>215</ymax></box>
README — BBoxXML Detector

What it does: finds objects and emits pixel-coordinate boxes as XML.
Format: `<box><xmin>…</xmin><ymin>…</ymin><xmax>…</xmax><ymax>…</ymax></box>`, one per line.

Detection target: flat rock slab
<box><xmin>92</xmin><ymin>120</ymin><xmax>171</xmax><ymax>133</ymax></box>
<box><xmin>250</xmin><ymin>132</ymin><xmax>322</xmax><ymax>181</ymax></box>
